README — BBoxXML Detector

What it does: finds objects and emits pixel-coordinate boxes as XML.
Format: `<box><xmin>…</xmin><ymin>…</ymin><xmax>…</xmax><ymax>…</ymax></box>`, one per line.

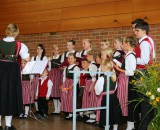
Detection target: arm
<box><xmin>19</xmin><ymin>43</ymin><xmax>30</xmax><ymax>62</ymax></box>
<box><xmin>95</xmin><ymin>77</ymin><xmax>104</xmax><ymax>95</ymax></box>
<box><xmin>89</xmin><ymin>64</ymin><xmax>98</xmax><ymax>82</ymax></box>
<box><xmin>125</xmin><ymin>55</ymin><xmax>136</xmax><ymax>76</ymax></box>
<box><xmin>46</xmin><ymin>79</ymin><xmax>53</xmax><ymax>99</ymax></box>
<box><xmin>137</xmin><ymin>41</ymin><xmax>150</xmax><ymax>65</ymax></box>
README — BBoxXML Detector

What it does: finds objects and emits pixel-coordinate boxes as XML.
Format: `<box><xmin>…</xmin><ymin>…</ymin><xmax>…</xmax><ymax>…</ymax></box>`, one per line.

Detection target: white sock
<box><xmin>113</xmin><ymin>124</ymin><xmax>118</xmax><ymax>130</ymax></box>
<box><xmin>5</xmin><ymin>116</ymin><xmax>12</xmax><ymax>127</ymax></box>
<box><xmin>53</xmin><ymin>99</ymin><xmax>57</xmax><ymax>112</ymax></box>
<box><xmin>25</xmin><ymin>106</ymin><xmax>29</xmax><ymax>115</ymax></box>
<box><xmin>0</xmin><ymin>115</ymin><xmax>1</xmax><ymax>126</ymax></box>
<box><xmin>126</xmin><ymin>121</ymin><xmax>134</xmax><ymax>130</ymax></box>
<box><xmin>57</xmin><ymin>99</ymin><xmax>61</xmax><ymax>113</ymax></box>
<box><xmin>35</xmin><ymin>101</ymin><xmax>38</xmax><ymax>111</ymax></box>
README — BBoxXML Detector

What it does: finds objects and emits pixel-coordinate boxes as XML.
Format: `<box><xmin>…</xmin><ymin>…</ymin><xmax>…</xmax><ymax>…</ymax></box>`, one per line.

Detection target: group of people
<box><xmin>0</xmin><ymin>18</ymin><xmax>155</xmax><ymax>130</ymax></box>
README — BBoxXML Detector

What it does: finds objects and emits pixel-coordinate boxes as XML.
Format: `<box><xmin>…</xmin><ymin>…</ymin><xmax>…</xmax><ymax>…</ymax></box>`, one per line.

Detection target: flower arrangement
<box><xmin>132</xmin><ymin>62</ymin><xmax>160</xmax><ymax>130</ymax></box>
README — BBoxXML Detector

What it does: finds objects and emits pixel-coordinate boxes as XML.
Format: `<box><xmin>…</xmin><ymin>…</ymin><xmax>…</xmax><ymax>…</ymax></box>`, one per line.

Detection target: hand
<box><xmin>89</xmin><ymin>85</ymin><xmax>93</xmax><ymax>92</ymax></box>
<box><xmin>35</xmin><ymin>96</ymin><xmax>38</xmax><ymax>100</ymax></box>
<box><xmin>24</xmin><ymin>56</ymin><xmax>30</xmax><ymax>62</ymax></box>
<box><xmin>46</xmin><ymin>97</ymin><xmax>50</xmax><ymax>100</ymax></box>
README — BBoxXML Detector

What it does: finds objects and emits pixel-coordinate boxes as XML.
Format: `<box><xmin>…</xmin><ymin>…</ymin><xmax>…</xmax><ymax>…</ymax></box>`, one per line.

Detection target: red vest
<box><xmin>80</xmin><ymin>73</ymin><xmax>87</xmax><ymax>86</ymax></box>
<box><xmin>38</xmin><ymin>77</ymin><xmax>49</xmax><ymax>97</ymax></box>
<box><xmin>134</xmin><ymin>37</ymin><xmax>153</xmax><ymax>69</ymax></box>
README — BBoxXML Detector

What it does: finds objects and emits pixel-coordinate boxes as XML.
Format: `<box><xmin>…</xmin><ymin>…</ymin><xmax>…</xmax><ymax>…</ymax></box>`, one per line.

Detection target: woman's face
<box><xmin>122</xmin><ymin>42</ymin><xmax>128</xmax><ymax>51</ymax></box>
<box><xmin>37</xmin><ymin>46</ymin><xmax>43</xmax><ymax>55</ymax></box>
<box><xmin>53</xmin><ymin>47</ymin><xmax>60</xmax><ymax>55</ymax></box>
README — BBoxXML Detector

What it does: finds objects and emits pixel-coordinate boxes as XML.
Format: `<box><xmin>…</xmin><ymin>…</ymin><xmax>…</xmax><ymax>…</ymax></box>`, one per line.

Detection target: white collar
<box><xmin>139</xmin><ymin>35</ymin><xmax>148</xmax><ymax>43</ymax></box>
<box><xmin>3</xmin><ymin>36</ymin><xmax>15</xmax><ymax>42</ymax></box>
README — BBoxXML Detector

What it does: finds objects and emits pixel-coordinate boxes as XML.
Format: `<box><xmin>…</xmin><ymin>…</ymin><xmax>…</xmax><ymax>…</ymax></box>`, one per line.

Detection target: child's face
<box><xmin>101</xmin><ymin>65</ymin><xmax>109</xmax><ymax>72</ymax></box>
<box><xmin>114</xmin><ymin>40</ymin><xmax>122</xmax><ymax>50</ymax></box>
<box><xmin>68</xmin><ymin>55</ymin><xmax>76</xmax><ymax>65</ymax></box>
<box><xmin>100</xmin><ymin>42</ymin><xmax>109</xmax><ymax>50</ymax></box>
<box><xmin>87</xmin><ymin>54</ymin><xmax>93</xmax><ymax>62</ymax></box>
<box><xmin>67</xmin><ymin>42</ymin><xmax>74</xmax><ymax>51</ymax></box>
<box><xmin>53</xmin><ymin>47</ymin><xmax>60</xmax><ymax>55</ymax></box>
<box><xmin>96</xmin><ymin>56</ymin><xmax>102</xmax><ymax>64</ymax></box>
<box><xmin>82</xmin><ymin>41</ymin><xmax>91</xmax><ymax>50</ymax></box>
<box><xmin>122</xmin><ymin>42</ymin><xmax>129</xmax><ymax>51</ymax></box>
<box><xmin>82</xmin><ymin>61</ymin><xmax>89</xmax><ymax>70</ymax></box>
<box><xmin>101</xmin><ymin>52</ymin><xmax>107</xmax><ymax>61</ymax></box>
<box><xmin>134</xmin><ymin>28</ymin><xmax>146</xmax><ymax>39</ymax></box>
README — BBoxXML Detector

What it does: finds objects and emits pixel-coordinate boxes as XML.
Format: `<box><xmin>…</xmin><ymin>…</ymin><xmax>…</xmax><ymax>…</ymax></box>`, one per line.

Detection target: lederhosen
<box><xmin>99</xmin><ymin>75</ymin><xmax>122</xmax><ymax>126</ymax></box>
<box><xmin>0</xmin><ymin>40</ymin><xmax>23</xmax><ymax>115</ymax></box>
<box><xmin>49</xmin><ymin>55</ymin><xmax>62</xmax><ymax>99</ymax></box>
<box><xmin>61</xmin><ymin>65</ymin><xmax>78</xmax><ymax>112</ymax></box>
<box><xmin>134</xmin><ymin>37</ymin><xmax>154</xmax><ymax>129</ymax></box>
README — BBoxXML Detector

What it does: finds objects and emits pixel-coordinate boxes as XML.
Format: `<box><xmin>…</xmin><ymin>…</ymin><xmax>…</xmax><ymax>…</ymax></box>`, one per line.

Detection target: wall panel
<box><xmin>0</xmin><ymin>0</ymin><xmax>62</xmax><ymax>14</ymax></box>
<box><xmin>62</xmin><ymin>0</ymin><xmax>132</xmax><ymax>19</ymax></box>
<box><xmin>62</xmin><ymin>0</ymin><xmax>122</xmax><ymax>7</ymax></box>
<box><xmin>0</xmin><ymin>9</ymin><xmax>62</xmax><ymax>24</ymax></box>
<box><xmin>132</xmin><ymin>0</ymin><xmax>160</xmax><ymax>12</ymax></box>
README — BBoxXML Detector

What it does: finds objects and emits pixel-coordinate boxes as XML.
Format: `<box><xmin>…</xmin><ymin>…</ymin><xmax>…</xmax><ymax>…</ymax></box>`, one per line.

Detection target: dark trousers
<box><xmin>77</xmin><ymin>87</ymin><xmax>84</xmax><ymax>108</ymax></box>
<box><xmin>134</xmin><ymin>70</ymin><xmax>155</xmax><ymax>130</ymax></box>
<box><xmin>38</xmin><ymin>97</ymin><xmax>49</xmax><ymax>116</ymax></box>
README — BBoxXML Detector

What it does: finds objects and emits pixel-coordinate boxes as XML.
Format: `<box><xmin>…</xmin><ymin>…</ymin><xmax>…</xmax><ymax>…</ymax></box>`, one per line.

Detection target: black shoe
<box><xmin>4</xmin><ymin>125</ymin><xmax>16</xmax><ymax>130</ymax></box>
<box><xmin>0</xmin><ymin>126</ymin><xmax>3</xmax><ymax>130</ymax></box>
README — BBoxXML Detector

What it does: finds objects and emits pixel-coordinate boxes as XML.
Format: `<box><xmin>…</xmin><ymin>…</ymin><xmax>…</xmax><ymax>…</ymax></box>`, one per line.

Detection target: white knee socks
<box><xmin>5</xmin><ymin>116</ymin><xmax>12</xmax><ymax>127</ymax></box>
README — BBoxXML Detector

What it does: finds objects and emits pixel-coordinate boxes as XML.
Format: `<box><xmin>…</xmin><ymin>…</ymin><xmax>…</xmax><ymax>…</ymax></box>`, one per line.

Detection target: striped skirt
<box><xmin>48</xmin><ymin>68</ymin><xmax>62</xmax><ymax>98</ymax></box>
<box><xmin>82</xmin><ymin>79</ymin><xmax>97</xmax><ymax>108</ymax></box>
<box><xmin>22</xmin><ymin>81</ymin><xmax>35</xmax><ymax>105</ymax></box>
<box><xmin>117</xmin><ymin>72</ymin><xmax>129</xmax><ymax>116</ymax></box>
<box><xmin>61</xmin><ymin>78</ymin><xmax>73</xmax><ymax>112</ymax></box>
<box><xmin>32</xmin><ymin>74</ymin><xmax>40</xmax><ymax>97</ymax></box>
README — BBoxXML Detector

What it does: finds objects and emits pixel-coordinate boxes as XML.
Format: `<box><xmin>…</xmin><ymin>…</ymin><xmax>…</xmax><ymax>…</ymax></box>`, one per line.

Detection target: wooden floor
<box><xmin>3</xmin><ymin>114</ymin><xmax>126</xmax><ymax>130</ymax></box>
<box><xmin>1</xmin><ymin>103</ymin><xmax>126</xmax><ymax>130</ymax></box>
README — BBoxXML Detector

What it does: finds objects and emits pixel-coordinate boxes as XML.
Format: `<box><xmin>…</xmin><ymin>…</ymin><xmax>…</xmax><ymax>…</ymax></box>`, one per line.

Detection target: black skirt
<box><xmin>99</xmin><ymin>93</ymin><xmax>122</xmax><ymax>126</ymax></box>
<box><xmin>0</xmin><ymin>61</ymin><xmax>23</xmax><ymax>116</ymax></box>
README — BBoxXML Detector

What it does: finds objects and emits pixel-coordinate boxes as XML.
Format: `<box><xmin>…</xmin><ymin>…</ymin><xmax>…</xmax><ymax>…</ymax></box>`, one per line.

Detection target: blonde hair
<box><xmin>101</xmin><ymin>40</ymin><xmax>110</xmax><ymax>46</ymax></box>
<box><xmin>101</xmin><ymin>47</ymin><xmax>113</xmax><ymax>59</ymax></box>
<box><xmin>52</xmin><ymin>44</ymin><xmax>59</xmax><ymax>50</ymax></box>
<box><xmin>87</xmin><ymin>50</ymin><xmax>97</xmax><ymax>59</ymax></box>
<box><xmin>6</xmin><ymin>23</ymin><xmax>19</xmax><ymax>37</ymax></box>
<box><xmin>82</xmin><ymin>39</ymin><xmax>91</xmax><ymax>44</ymax></box>
<box><xmin>101</xmin><ymin>59</ymin><xmax>116</xmax><ymax>81</ymax></box>
<box><xmin>114</xmin><ymin>37</ymin><xmax>123</xmax><ymax>43</ymax></box>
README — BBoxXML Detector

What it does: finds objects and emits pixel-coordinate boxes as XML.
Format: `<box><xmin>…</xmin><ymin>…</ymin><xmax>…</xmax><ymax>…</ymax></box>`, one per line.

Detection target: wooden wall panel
<box><xmin>0</xmin><ymin>0</ymin><xmax>62</xmax><ymax>14</ymax></box>
<box><xmin>62</xmin><ymin>0</ymin><xmax>122</xmax><ymax>7</ymax></box>
<box><xmin>132</xmin><ymin>0</ymin><xmax>160</xmax><ymax>12</ymax></box>
<box><xmin>0</xmin><ymin>0</ymin><xmax>30</xmax><ymax>4</ymax></box>
<box><xmin>62</xmin><ymin>0</ymin><xmax>132</xmax><ymax>19</ymax></box>
<box><xmin>0</xmin><ymin>20</ymin><xmax>61</xmax><ymax>35</ymax></box>
<box><xmin>133</xmin><ymin>10</ymin><xmax>160</xmax><ymax>24</ymax></box>
<box><xmin>62</xmin><ymin>13</ymin><xmax>132</xmax><ymax>31</ymax></box>
<box><xmin>0</xmin><ymin>9</ymin><xmax>61</xmax><ymax>24</ymax></box>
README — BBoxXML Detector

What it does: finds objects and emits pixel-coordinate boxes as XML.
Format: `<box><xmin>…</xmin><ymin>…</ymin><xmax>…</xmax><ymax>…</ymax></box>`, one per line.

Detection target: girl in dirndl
<box><xmin>82</xmin><ymin>50</ymin><xmax>98</xmax><ymax>123</ymax></box>
<box><xmin>61</xmin><ymin>53</ymin><xmax>80</xmax><ymax>119</ymax></box>
<box><xmin>19</xmin><ymin>60</ymin><xmax>35</xmax><ymax>119</ymax></box>
<box><xmin>48</xmin><ymin>45</ymin><xmax>62</xmax><ymax>115</ymax></box>
<box><xmin>114</xmin><ymin>36</ymin><xmax>137</xmax><ymax>130</ymax></box>
<box><xmin>95</xmin><ymin>59</ymin><xmax>122</xmax><ymax>130</ymax></box>
<box><xmin>30</xmin><ymin>44</ymin><xmax>48</xmax><ymax>114</ymax></box>
<box><xmin>79</xmin><ymin>39</ymin><xmax>92</xmax><ymax>59</ymax></box>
